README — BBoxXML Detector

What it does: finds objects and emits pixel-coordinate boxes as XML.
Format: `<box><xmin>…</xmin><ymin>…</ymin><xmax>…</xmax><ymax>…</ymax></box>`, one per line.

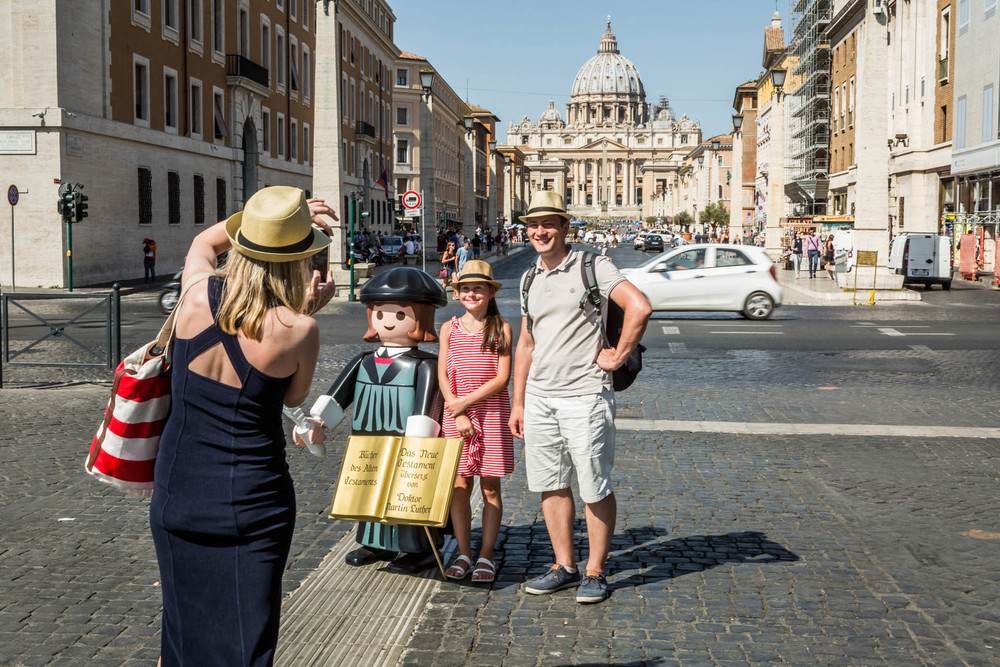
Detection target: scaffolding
<box><xmin>787</xmin><ymin>0</ymin><xmax>831</xmax><ymax>216</ymax></box>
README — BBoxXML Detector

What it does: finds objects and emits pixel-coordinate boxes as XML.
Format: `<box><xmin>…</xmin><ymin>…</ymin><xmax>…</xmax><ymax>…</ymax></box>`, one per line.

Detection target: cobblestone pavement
<box><xmin>1</xmin><ymin>247</ymin><xmax>999</xmax><ymax>665</ymax></box>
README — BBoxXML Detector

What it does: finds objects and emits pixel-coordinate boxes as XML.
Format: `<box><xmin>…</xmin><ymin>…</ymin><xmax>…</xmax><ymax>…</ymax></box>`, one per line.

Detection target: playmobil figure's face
<box><xmin>371</xmin><ymin>303</ymin><xmax>418</xmax><ymax>347</ymax></box>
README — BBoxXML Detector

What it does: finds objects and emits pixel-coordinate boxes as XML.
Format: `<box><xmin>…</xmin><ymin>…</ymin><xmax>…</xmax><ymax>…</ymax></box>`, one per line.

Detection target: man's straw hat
<box><xmin>520</xmin><ymin>190</ymin><xmax>572</xmax><ymax>221</ymax></box>
<box><xmin>225</xmin><ymin>186</ymin><xmax>331</xmax><ymax>262</ymax></box>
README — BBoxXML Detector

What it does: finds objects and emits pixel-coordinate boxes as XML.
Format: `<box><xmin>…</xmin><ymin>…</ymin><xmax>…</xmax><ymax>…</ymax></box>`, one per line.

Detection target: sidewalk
<box><xmin>774</xmin><ymin>266</ymin><xmax>921</xmax><ymax>305</ymax></box>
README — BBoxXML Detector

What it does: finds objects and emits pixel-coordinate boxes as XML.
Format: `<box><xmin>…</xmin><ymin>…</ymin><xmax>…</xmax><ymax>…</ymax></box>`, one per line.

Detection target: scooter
<box><xmin>158</xmin><ymin>269</ymin><xmax>183</xmax><ymax>314</ymax></box>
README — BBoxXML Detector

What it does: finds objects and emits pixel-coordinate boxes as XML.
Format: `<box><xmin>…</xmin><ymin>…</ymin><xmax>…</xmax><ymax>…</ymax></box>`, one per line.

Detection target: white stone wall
<box><xmin>951</xmin><ymin>0</ymin><xmax>1000</xmax><ymax>175</ymax></box>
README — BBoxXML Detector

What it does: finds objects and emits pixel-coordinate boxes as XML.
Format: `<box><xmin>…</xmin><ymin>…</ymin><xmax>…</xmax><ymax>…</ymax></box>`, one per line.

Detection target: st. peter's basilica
<box><xmin>506</xmin><ymin>19</ymin><xmax>702</xmax><ymax>221</ymax></box>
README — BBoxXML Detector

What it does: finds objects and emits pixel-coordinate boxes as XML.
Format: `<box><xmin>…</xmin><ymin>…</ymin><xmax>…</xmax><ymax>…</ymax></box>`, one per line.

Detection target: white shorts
<box><xmin>523</xmin><ymin>389</ymin><xmax>615</xmax><ymax>503</ymax></box>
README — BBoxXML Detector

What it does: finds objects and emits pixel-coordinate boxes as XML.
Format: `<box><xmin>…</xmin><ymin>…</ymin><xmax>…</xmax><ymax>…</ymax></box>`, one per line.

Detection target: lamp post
<box><xmin>514</xmin><ymin>165</ymin><xmax>522</xmax><ymax>217</ymax></box>
<box><xmin>487</xmin><ymin>139</ymin><xmax>497</xmax><ymax>241</ymax></box>
<box><xmin>419</xmin><ymin>69</ymin><xmax>436</xmax><ymax>257</ymax></box>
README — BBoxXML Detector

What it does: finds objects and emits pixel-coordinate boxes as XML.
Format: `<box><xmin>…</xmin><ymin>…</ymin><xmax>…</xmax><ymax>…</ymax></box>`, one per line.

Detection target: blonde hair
<box><xmin>216</xmin><ymin>252</ymin><xmax>310</xmax><ymax>340</ymax></box>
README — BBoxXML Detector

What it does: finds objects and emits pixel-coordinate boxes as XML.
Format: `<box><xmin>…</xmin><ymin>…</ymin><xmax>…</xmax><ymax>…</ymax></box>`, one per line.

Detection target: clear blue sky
<box><xmin>392</xmin><ymin>0</ymin><xmax>792</xmax><ymax>141</ymax></box>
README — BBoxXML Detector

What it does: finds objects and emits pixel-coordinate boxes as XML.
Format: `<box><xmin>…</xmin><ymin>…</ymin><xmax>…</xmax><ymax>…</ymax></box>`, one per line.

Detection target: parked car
<box><xmin>888</xmin><ymin>234</ymin><xmax>952</xmax><ymax>289</ymax></box>
<box><xmin>633</xmin><ymin>232</ymin><xmax>648</xmax><ymax>250</ymax></box>
<box><xmin>643</xmin><ymin>234</ymin><xmax>665</xmax><ymax>252</ymax></box>
<box><xmin>832</xmin><ymin>229</ymin><xmax>856</xmax><ymax>272</ymax></box>
<box><xmin>382</xmin><ymin>235</ymin><xmax>405</xmax><ymax>262</ymax></box>
<box><xmin>621</xmin><ymin>244</ymin><xmax>782</xmax><ymax>319</ymax></box>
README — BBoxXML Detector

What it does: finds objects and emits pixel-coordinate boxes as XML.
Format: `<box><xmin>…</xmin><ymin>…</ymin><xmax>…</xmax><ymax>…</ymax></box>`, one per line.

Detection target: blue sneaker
<box><xmin>576</xmin><ymin>572</ymin><xmax>609</xmax><ymax>603</ymax></box>
<box><xmin>524</xmin><ymin>565</ymin><xmax>581</xmax><ymax>595</ymax></box>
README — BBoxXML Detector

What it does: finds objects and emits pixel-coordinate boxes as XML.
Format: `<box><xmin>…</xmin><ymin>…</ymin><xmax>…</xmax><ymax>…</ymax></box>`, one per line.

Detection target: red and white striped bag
<box><xmin>86</xmin><ymin>273</ymin><xmax>210</xmax><ymax>497</ymax></box>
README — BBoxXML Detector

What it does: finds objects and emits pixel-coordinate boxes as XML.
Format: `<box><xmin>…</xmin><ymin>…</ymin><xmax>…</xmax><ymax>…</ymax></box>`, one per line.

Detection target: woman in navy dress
<box><xmin>149</xmin><ymin>186</ymin><xmax>336</xmax><ymax>666</ymax></box>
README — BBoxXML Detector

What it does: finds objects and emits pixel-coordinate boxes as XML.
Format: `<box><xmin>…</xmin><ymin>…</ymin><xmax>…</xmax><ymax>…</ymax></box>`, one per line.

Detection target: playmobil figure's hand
<box><xmin>305</xmin><ymin>269</ymin><xmax>336</xmax><ymax>314</ymax></box>
<box><xmin>455</xmin><ymin>414</ymin><xmax>475</xmax><ymax>439</ymax></box>
<box><xmin>292</xmin><ymin>417</ymin><xmax>326</xmax><ymax>448</ymax></box>
<box><xmin>404</xmin><ymin>414</ymin><xmax>440</xmax><ymax>438</ymax></box>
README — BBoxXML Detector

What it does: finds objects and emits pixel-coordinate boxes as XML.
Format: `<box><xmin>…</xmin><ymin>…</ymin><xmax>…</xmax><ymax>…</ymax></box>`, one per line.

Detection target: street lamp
<box><xmin>419</xmin><ymin>69</ymin><xmax>436</xmax><ymax>264</ymax></box>
<box><xmin>419</xmin><ymin>69</ymin><xmax>435</xmax><ymax>97</ymax></box>
<box><xmin>770</xmin><ymin>68</ymin><xmax>787</xmax><ymax>102</ymax></box>
<box><xmin>462</xmin><ymin>115</ymin><xmax>475</xmax><ymax>136</ymax></box>
<box><xmin>732</xmin><ymin>114</ymin><xmax>744</xmax><ymax>136</ymax></box>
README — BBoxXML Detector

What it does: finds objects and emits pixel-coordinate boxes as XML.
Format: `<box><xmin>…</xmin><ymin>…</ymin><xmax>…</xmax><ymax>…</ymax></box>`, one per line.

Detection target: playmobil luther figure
<box><xmin>325</xmin><ymin>267</ymin><xmax>448</xmax><ymax>573</ymax></box>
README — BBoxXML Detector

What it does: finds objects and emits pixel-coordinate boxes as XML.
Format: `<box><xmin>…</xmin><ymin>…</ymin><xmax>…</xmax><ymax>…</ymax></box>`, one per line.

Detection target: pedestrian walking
<box><xmin>803</xmin><ymin>228</ymin><xmax>822</xmax><ymax>278</ymax></box>
<box><xmin>440</xmin><ymin>241</ymin><xmax>458</xmax><ymax>288</ymax></box>
<box><xmin>824</xmin><ymin>235</ymin><xmax>836</xmax><ymax>280</ymax></box>
<box><xmin>438</xmin><ymin>260</ymin><xmax>513</xmax><ymax>584</ymax></box>
<box><xmin>792</xmin><ymin>233</ymin><xmax>803</xmax><ymax>279</ymax></box>
<box><xmin>142</xmin><ymin>238</ymin><xmax>157</xmax><ymax>283</ymax></box>
<box><xmin>457</xmin><ymin>240</ymin><xmax>474</xmax><ymax>273</ymax></box>
<box><xmin>149</xmin><ymin>186</ymin><xmax>337</xmax><ymax>666</ymax></box>
<box><xmin>509</xmin><ymin>191</ymin><xmax>651</xmax><ymax>604</ymax></box>
<box><xmin>472</xmin><ymin>233</ymin><xmax>481</xmax><ymax>258</ymax></box>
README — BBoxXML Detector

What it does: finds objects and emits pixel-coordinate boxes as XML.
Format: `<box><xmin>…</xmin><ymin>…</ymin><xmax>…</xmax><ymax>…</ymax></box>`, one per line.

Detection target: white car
<box><xmin>621</xmin><ymin>244</ymin><xmax>783</xmax><ymax>319</ymax></box>
<box><xmin>633</xmin><ymin>233</ymin><xmax>648</xmax><ymax>250</ymax></box>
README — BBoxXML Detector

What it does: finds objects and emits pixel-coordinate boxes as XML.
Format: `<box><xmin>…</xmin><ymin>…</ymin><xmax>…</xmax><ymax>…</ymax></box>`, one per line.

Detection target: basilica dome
<box><xmin>570</xmin><ymin>21</ymin><xmax>646</xmax><ymax>100</ymax></box>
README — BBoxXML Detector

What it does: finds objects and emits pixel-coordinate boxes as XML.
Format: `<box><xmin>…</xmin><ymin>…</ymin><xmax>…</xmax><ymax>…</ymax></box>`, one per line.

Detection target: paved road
<box><xmin>1</xmin><ymin>245</ymin><xmax>998</xmax><ymax>665</ymax></box>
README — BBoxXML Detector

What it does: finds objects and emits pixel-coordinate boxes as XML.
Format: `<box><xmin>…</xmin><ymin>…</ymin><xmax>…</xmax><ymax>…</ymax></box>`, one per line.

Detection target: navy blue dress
<box><xmin>150</xmin><ymin>277</ymin><xmax>295</xmax><ymax>666</ymax></box>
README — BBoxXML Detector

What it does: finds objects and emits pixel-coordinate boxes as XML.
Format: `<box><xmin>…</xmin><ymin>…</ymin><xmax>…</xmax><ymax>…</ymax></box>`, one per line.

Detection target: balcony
<box><xmin>356</xmin><ymin>120</ymin><xmax>377</xmax><ymax>144</ymax></box>
<box><xmin>938</xmin><ymin>57</ymin><xmax>949</xmax><ymax>83</ymax></box>
<box><xmin>226</xmin><ymin>54</ymin><xmax>269</xmax><ymax>95</ymax></box>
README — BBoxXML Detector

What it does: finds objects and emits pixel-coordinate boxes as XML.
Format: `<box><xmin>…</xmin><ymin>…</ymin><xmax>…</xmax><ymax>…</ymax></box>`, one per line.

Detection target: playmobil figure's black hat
<box><xmin>360</xmin><ymin>267</ymin><xmax>447</xmax><ymax>308</ymax></box>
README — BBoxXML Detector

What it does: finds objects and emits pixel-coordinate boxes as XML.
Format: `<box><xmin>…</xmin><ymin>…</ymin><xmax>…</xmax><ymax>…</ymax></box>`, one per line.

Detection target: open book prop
<box><xmin>329</xmin><ymin>435</ymin><xmax>464</xmax><ymax>528</ymax></box>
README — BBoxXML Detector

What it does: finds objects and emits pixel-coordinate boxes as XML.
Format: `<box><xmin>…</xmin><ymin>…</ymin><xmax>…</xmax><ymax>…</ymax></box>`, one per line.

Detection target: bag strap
<box><xmin>150</xmin><ymin>272</ymin><xmax>215</xmax><ymax>359</ymax></box>
<box><xmin>521</xmin><ymin>265</ymin><xmax>538</xmax><ymax>335</ymax></box>
<box><xmin>578</xmin><ymin>251</ymin><xmax>610</xmax><ymax>347</ymax></box>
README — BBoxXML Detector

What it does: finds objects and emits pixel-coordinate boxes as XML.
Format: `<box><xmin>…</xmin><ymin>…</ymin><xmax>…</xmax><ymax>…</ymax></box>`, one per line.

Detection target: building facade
<box><xmin>730</xmin><ymin>82</ymin><xmax>759</xmax><ymax>235</ymax></box>
<box><xmin>506</xmin><ymin>20</ymin><xmax>702</xmax><ymax>221</ymax></box>
<box><xmin>1</xmin><ymin>0</ymin><xmax>316</xmax><ymax>287</ymax></box>
<box><xmin>313</xmin><ymin>0</ymin><xmax>397</xmax><ymax>273</ymax></box>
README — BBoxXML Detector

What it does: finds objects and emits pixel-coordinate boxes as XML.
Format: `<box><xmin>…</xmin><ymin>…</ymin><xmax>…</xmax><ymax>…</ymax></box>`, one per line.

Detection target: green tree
<box><xmin>674</xmin><ymin>210</ymin><xmax>693</xmax><ymax>229</ymax></box>
<box><xmin>698</xmin><ymin>201</ymin><xmax>729</xmax><ymax>233</ymax></box>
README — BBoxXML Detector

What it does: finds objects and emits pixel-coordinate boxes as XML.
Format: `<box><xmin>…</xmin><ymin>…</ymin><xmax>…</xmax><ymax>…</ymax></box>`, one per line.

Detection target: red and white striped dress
<box><xmin>442</xmin><ymin>317</ymin><xmax>514</xmax><ymax>477</ymax></box>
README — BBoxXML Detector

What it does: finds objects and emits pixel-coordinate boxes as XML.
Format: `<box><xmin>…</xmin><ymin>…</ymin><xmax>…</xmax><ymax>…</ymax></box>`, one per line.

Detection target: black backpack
<box><xmin>521</xmin><ymin>251</ymin><xmax>645</xmax><ymax>391</ymax></box>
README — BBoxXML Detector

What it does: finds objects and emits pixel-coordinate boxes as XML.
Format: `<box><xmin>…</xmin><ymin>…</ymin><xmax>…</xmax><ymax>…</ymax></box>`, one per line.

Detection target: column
<box><xmin>627</xmin><ymin>160</ymin><xmax>634</xmax><ymax>207</ymax></box>
<box><xmin>591</xmin><ymin>161</ymin><xmax>598</xmax><ymax>208</ymax></box>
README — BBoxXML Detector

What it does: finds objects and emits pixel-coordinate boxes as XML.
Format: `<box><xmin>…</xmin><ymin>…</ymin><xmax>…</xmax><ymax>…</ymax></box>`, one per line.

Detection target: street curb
<box><xmin>779</xmin><ymin>280</ymin><xmax>922</xmax><ymax>304</ymax></box>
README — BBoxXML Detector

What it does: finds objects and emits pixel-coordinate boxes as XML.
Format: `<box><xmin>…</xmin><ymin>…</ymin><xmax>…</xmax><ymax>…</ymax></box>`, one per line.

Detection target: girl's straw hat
<box><xmin>452</xmin><ymin>260</ymin><xmax>502</xmax><ymax>290</ymax></box>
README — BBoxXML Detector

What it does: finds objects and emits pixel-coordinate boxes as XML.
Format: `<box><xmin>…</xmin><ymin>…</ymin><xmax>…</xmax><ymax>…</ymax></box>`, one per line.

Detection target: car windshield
<box><xmin>647</xmin><ymin>235</ymin><xmax>661</xmax><ymax>241</ymax></box>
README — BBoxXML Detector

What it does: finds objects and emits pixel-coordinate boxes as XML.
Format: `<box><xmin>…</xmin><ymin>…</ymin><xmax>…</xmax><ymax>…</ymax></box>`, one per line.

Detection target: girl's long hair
<box><xmin>216</xmin><ymin>252</ymin><xmax>310</xmax><ymax>340</ymax></box>
<box><xmin>481</xmin><ymin>296</ymin><xmax>508</xmax><ymax>355</ymax></box>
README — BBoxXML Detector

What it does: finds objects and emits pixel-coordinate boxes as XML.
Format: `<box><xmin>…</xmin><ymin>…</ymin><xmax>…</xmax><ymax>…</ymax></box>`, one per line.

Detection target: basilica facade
<box><xmin>506</xmin><ymin>20</ymin><xmax>702</xmax><ymax>221</ymax></box>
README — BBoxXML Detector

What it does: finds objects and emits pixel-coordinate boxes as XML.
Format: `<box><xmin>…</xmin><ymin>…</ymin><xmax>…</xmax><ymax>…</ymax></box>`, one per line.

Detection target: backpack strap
<box><xmin>578</xmin><ymin>251</ymin><xmax>609</xmax><ymax>346</ymax></box>
<box><xmin>521</xmin><ymin>265</ymin><xmax>538</xmax><ymax>334</ymax></box>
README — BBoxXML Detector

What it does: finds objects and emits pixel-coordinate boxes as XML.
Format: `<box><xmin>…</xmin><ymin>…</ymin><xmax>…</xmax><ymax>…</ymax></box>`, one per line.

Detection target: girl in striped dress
<box><xmin>438</xmin><ymin>260</ymin><xmax>513</xmax><ymax>583</ymax></box>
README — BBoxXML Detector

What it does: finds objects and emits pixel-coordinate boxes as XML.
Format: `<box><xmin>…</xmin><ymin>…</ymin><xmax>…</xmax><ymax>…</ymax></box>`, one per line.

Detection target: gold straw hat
<box><xmin>520</xmin><ymin>190</ymin><xmax>572</xmax><ymax>221</ymax></box>
<box><xmin>225</xmin><ymin>186</ymin><xmax>331</xmax><ymax>262</ymax></box>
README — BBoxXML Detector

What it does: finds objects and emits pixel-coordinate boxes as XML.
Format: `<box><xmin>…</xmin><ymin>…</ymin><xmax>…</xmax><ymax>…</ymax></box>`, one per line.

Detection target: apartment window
<box><xmin>138</xmin><ymin>167</ymin><xmax>152</xmax><ymax>225</ymax></box>
<box><xmin>276</xmin><ymin>30</ymin><xmax>286</xmax><ymax>88</ymax></box>
<box><xmin>905</xmin><ymin>85</ymin><xmax>909</xmax><ymax>105</ymax></box>
<box><xmin>239</xmin><ymin>9</ymin><xmax>249</xmax><ymax>58</ymax></box>
<box><xmin>262</xmin><ymin>107</ymin><xmax>271</xmax><ymax>155</ymax></box>
<box><xmin>193</xmin><ymin>175</ymin><xmax>205</xmax><ymax>224</ymax></box>
<box><xmin>290</xmin><ymin>39</ymin><xmax>300</xmax><ymax>92</ymax></box>
<box><xmin>276</xmin><ymin>112</ymin><xmax>286</xmax><ymax>157</ymax></box>
<box><xmin>289</xmin><ymin>0</ymin><xmax>297</xmax><ymax>21</ymax></box>
<box><xmin>216</xmin><ymin>178</ymin><xmax>227</xmax><ymax>220</ymax></box>
<box><xmin>350</xmin><ymin>80</ymin><xmax>356</xmax><ymax>122</ymax></box>
<box><xmin>135</xmin><ymin>0</ymin><xmax>150</xmax><ymax>15</ymax></box>
<box><xmin>718</xmin><ymin>185</ymin><xmax>723</xmax><ymax>199</ymax></box>
<box><xmin>983</xmin><ymin>86</ymin><xmax>994</xmax><ymax>143</ymax></box>
<box><xmin>397</xmin><ymin>178</ymin><xmax>407</xmax><ymax>193</ymax></box>
<box><xmin>986</xmin><ymin>0</ymin><xmax>997</xmax><ymax>19</ymax></box>
<box><xmin>958</xmin><ymin>0</ymin><xmax>969</xmax><ymax>34</ymax></box>
<box><xmin>261</xmin><ymin>20</ymin><xmax>270</xmax><ymax>84</ymax></box>
<box><xmin>164</xmin><ymin>0</ymin><xmax>178</xmax><ymax>30</ymax></box>
<box><xmin>921</xmin><ymin>78</ymin><xmax>926</xmax><ymax>98</ymax></box>
<box><xmin>302</xmin><ymin>48</ymin><xmax>311</xmax><ymax>99</ymax></box>
<box><xmin>397</xmin><ymin>107</ymin><xmax>408</xmax><ymax>125</ymax></box>
<box><xmin>340</xmin><ymin>26</ymin><xmax>346</xmax><ymax>60</ymax></box>
<box><xmin>134</xmin><ymin>56</ymin><xmax>150</xmax><ymax>125</ymax></box>
<box><xmin>290</xmin><ymin>118</ymin><xmax>298</xmax><ymax>161</ymax></box>
<box><xmin>303</xmin><ymin>124</ymin><xmax>310</xmax><ymax>164</ymax></box>
<box><xmin>940</xmin><ymin>8</ymin><xmax>950</xmax><ymax>60</ymax></box>
<box><xmin>956</xmin><ymin>95</ymin><xmax>967</xmax><ymax>148</ymax></box>
<box><xmin>190</xmin><ymin>79</ymin><xmax>202</xmax><ymax>135</ymax></box>
<box><xmin>190</xmin><ymin>0</ymin><xmax>203</xmax><ymax>42</ymax></box>
<box><xmin>302</xmin><ymin>1</ymin><xmax>309</xmax><ymax>30</ymax></box>
<box><xmin>341</xmin><ymin>76</ymin><xmax>348</xmax><ymax>119</ymax></box>
<box><xmin>396</xmin><ymin>139</ymin><xmax>408</xmax><ymax>163</ymax></box>
<box><xmin>167</xmin><ymin>172</ymin><xmax>180</xmax><ymax>224</ymax></box>
<box><xmin>396</xmin><ymin>68</ymin><xmax>408</xmax><ymax>86</ymax></box>
<box><xmin>276</xmin><ymin>0</ymin><xmax>284</xmax><ymax>11</ymax></box>
<box><xmin>941</xmin><ymin>104</ymin><xmax>949</xmax><ymax>143</ymax></box>
<box><xmin>164</xmin><ymin>69</ymin><xmax>178</xmax><ymax>131</ymax></box>
<box><xmin>212</xmin><ymin>0</ymin><xmax>224</xmax><ymax>54</ymax></box>
<box><xmin>213</xmin><ymin>89</ymin><xmax>227</xmax><ymax>140</ymax></box>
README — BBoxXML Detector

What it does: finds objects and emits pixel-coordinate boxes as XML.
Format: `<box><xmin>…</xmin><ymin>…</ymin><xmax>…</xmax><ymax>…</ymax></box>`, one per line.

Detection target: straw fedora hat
<box><xmin>225</xmin><ymin>186</ymin><xmax>331</xmax><ymax>262</ymax></box>
<box><xmin>453</xmin><ymin>260</ymin><xmax>502</xmax><ymax>290</ymax></box>
<box><xmin>520</xmin><ymin>190</ymin><xmax>572</xmax><ymax>221</ymax></box>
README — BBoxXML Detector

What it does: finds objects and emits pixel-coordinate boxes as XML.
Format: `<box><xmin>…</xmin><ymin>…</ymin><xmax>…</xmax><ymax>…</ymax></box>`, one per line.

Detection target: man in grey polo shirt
<box><xmin>509</xmin><ymin>191</ymin><xmax>651</xmax><ymax>603</ymax></box>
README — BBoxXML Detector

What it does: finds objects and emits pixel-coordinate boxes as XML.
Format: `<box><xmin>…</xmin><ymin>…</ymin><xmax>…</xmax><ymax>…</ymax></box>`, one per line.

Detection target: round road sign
<box><xmin>7</xmin><ymin>185</ymin><xmax>18</xmax><ymax>206</ymax></box>
<box><xmin>402</xmin><ymin>190</ymin><xmax>421</xmax><ymax>210</ymax></box>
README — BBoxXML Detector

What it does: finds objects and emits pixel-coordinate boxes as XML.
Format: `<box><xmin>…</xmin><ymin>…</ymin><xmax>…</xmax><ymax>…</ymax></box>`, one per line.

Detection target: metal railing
<box><xmin>0</xmin><ymin>286</ymin><xmax>121</xmax><ymax>388</ymax></box>
<box><xmin>357</xmin><ymin>120</ymin><xmax>376</xmax><ymax>139</ymax></box>
<box><xmin>226</xmin><ymin>54</ymin><xmax>269</xmax><ymax>89</ymax></box>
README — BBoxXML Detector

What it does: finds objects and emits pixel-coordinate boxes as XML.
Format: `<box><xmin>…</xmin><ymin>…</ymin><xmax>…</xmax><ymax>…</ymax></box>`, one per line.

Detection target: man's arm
<box><xmin>596</xmin><ymin>281</ymin><xmax>652</xmax><ymax>372</ymax></box>
<box><xmin>508</xmin><ymin>317</ymin><xmax>533</xmax><ymax>440</ymax></box>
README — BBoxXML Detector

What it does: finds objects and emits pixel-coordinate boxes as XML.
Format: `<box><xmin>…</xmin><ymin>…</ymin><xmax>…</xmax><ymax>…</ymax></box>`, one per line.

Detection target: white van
<box><xmin>887</xmin><ymin>234</ymin><xmax>953</xmax><ymax>289</ymax></box>
<box><xmin>832</xmin><ymin>229</ymin><xmax>856</xmax><ymax>272</ymax></box>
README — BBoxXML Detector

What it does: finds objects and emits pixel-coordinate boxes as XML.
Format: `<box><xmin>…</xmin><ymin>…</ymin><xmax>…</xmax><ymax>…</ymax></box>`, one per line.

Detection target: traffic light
<box><xmin>74</xmin><ymin>187</ymin><xmax>89</xmax><ymax>222</ymax></box>
<box><xmin>60</xmin><ymin>189</ymin><xmax>75</xmax><ymax>223</ymax></box>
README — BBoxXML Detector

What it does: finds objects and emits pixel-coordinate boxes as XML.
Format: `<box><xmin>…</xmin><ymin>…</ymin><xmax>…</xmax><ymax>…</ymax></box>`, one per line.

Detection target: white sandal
<box><xmin>471</xmin><ymin>557</ymin><xmax>496</xmax><ymax>583</ymax></box>
<box><xmin>445</xmin><ymin>554</ymin><xmax>473</xmax><ymax>580</ymax></box>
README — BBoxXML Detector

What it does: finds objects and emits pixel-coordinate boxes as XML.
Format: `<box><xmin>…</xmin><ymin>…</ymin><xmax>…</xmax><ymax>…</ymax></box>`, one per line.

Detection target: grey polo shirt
<box><xmin>519</xmin><ymin>248</ymin><xmax>626</xmax><ymax>397</ymax></box>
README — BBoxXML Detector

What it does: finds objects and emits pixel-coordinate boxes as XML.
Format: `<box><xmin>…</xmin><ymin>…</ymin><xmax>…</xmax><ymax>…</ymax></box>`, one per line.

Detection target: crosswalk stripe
<box><xmin>615</xmin><ymin>419</ymin><xmax>1000</xmax><ymax>439</ymax></box>
<box><xmin>661</xmin><ymin>325</ymin><xmax>680</xmax><ymax>335</ymax></box>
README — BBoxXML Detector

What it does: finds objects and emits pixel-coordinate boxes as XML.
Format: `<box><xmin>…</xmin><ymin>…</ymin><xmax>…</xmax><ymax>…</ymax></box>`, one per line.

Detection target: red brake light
<box><xmin>769</xmin><ymin>265</ymin><xmax>777</xmax><ymax>281</ymax></box>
